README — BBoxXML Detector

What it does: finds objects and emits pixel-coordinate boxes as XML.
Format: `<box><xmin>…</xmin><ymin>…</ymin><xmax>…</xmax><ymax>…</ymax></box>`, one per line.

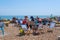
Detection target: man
<box><xmin>0</xmin><ymin>20</ymin><xmax>4</xmax><ymax>35</ymax></box>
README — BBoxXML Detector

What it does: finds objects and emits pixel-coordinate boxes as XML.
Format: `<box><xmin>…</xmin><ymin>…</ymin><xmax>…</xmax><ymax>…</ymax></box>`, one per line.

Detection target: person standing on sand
<box><xmin>0</xmin><ymin>20</ymin><xmax>4</xmax><ymax>35</ymax></box>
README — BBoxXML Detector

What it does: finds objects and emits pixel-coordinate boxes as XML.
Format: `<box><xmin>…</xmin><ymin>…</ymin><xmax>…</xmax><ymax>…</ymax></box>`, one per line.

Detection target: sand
<box><xmin>0</xmin><ymin>24</ymin><xmax>60</xmax><ymax>40</ymax></box>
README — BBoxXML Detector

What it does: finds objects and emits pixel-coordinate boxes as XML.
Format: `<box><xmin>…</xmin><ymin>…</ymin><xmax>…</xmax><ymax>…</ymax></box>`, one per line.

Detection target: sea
<box><xmin>0</xmin><ymin>15</ymin><xmax>51</xmax><ymax>20</ymax></box>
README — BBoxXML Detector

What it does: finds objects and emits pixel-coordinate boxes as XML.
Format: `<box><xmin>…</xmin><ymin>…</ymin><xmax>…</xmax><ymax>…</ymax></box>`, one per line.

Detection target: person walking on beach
<box><xmin>0</xmin><ymin>20</ymin><xmax>4</xmax><ymax>35</ymax></box>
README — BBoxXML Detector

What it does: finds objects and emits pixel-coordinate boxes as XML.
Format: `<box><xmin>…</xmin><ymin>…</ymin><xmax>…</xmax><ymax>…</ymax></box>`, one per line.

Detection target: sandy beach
<box><xmin>0</xmin><ymin>24</ymin><xmax>60</xmax><ymax>40</ymax></box>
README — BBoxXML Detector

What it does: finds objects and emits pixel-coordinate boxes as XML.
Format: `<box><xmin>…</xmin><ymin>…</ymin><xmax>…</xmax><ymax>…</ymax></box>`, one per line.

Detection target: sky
<box><xmin>0</xmin><ymin>0</ymin><xmax>60</xmax><ymax>16</ymax></box>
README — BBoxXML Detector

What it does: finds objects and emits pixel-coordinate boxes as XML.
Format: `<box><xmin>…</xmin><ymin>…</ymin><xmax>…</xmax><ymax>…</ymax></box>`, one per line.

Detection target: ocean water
<box><xmin>0</xmin><ymin>15</ymin><xmax>50</xmax><ymax>20</ymax></box>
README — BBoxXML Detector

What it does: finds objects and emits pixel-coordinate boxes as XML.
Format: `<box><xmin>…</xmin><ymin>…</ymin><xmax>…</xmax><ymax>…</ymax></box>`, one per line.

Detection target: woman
<box><xmin>22</xmin><ymin>16</ymin><xmax>29</xmax><ymax>24</ymax></box>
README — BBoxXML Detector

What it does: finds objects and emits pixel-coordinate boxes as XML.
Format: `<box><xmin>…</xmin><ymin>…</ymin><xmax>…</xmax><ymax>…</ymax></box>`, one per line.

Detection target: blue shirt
<box><xmin>0</xmin><ymin>22</ymin><xmax>4</xmax><ymax>27</ymax></box>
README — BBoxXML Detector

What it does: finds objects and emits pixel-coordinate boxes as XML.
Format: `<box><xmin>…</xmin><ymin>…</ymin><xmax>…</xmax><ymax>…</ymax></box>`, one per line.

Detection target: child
<box><xmin>19</xmin><ymin>27</ymin><xmax>25</xmax><ymax>36</ymax></box>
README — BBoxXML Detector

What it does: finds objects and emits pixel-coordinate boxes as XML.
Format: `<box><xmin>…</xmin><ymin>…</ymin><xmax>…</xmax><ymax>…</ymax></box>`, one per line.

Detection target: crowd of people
<box><xmin>0</xmin><ymin>16</ymin><xmax>55</xmax><ymax>36</ymax></box>
<box><xmin>10</xmin><ymin>16</ymin><xmax>55</xmax><ymax>36</ymax></box>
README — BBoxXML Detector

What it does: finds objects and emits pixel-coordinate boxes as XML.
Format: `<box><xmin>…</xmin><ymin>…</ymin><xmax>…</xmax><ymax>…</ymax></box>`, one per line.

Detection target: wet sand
<box><xmin>0</xmin><ymin>24</ymin><xmax>60</xmax><ymax>40</ymax></box>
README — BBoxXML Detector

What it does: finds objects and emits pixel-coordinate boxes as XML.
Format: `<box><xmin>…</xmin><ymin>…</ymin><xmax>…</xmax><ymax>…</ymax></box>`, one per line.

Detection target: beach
<box><xmin>0</xmin><ymin>24</ymin><xmax>60</xmax><ymax>40</ymax></box>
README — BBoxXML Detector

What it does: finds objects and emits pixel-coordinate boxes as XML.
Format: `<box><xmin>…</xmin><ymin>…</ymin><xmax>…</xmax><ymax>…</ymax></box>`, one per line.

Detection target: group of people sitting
<box><xmin>11</xmin><ymin>16</ymin><xmax>56</xmax><ymax>36</ymax></box>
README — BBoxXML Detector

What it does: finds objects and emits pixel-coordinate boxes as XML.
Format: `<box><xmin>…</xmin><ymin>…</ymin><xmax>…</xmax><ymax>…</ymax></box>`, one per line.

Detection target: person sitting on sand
<box><xmin>42</xmin><ymin>18</ymin><xmax>47</xmax><ymax>25</ymax></box>
<box><xmin>22</xmin><ymin>16</ymin><xmax>29</xmax><ymax>24</ymax></box>
<box><xmin>19</xmin><ymin>27</ymin><xmax>25</xmax><ymax>36</ymax></box>
<box><xmin>30</xmin><ymin>16</ymin><xmax>34</xmax><ymax>21</ymax></box>
<box><xmin>11</xmin><ymin>17</ymin><xmax>17</xmax><ymax>23</ymax></box>
<box><xmin>38</xmin><ymin>18</ymin><xmax>42</xmax><ymax>23</ymax></box>
<box><xmin>34</xmin><ymin>18</ymin><xmax>39</xmax><ymax>27</ymax></box>
<box><xmin>32</xmin><ymin>25</ymin><xmax>39</xmax><ymax>35</ymax></box>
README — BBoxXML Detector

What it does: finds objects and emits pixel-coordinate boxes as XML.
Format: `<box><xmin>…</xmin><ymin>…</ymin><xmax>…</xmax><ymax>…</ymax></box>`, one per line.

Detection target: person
<box><xmin>22</xmin><ymin>16</ymin><xmax>29</xmax><ymax>24</ymax></box>
<box><xmin>17</xmin><ymin>19</ymin><xmax>23</xmax><ymax>25</ymax></box>
<box><xmin>36</xmin><ymin>16</ymin><xmax>39</xmax><ymax>20</ymax></box>
<box><xmin>19</xmin><ymin>27</ymin><xmax>25</xmax><ymax>36</ymax></box>
<box><xmin>0</xmin><ymin>20</ymin><xmax>4</xmax><ymax>27</ymax></box>
<box><xmin>38</xmin><ymin>18</ymin><xmax>42</xmax><ymax>23</ymax></box>
<box><xmin>42</xmin><ymin>18</ymin><xmax>47</xmax><ymax>25</ymax></box>
<box><xmin>11</xmin><ymin>17</ymin><xmax>17</xmax><ymax>23</ymax></box>
<box><xmin>32</xmin><ymin>25</ymin><xmax>39</xmax><ymax>35</ymax></box>
<box><xmin>34</xmin><ymin>18</ymin><xmax>39</xmax><ymax>27</ymax></box>
<box><xmin>30</xmin><ymin>16</ymin><xmax>34</xmax><ymax>21</ymax></box>
<box><xmin>0</xmin><ymin>20</ymin><xmax>4</xmax><ymax>35</ymax></box>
